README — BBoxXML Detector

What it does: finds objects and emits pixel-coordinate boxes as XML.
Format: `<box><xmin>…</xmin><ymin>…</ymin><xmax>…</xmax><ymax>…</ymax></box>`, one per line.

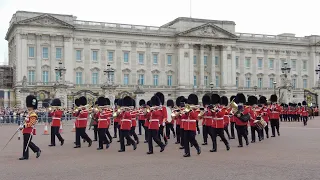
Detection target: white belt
<box><xmin>121</xmin><ymin>119</ymin><xmax>131</xmax><ymax>122</ymax></box>
<box><xmin>181</xmin><ymin>119</ymin><xmax>187</xmax><ymax>122</ymax></box>
<box><xmin>186</xmin><ymin>119</ymin><xmax>196</xmax><ymax>122</ymax></box>
<box><xmin>98</xmin><ymin>119</ymin><xmax>108</xmax><ymax>121</ymax></box>
<box><xmin>52</xmin><ymin>118</ymin><xmax>61</xmax><ymax>120</ymax></box>
<box><xmin>150</xmin><ymin>119</ymin><xmax>159</xmax><ymax>122</ymax></box>
<box><xmin>203</xmin><ymin>116</ymin><xmax>212</xmax><ymax>119</ymax></box>
<box><xmin>77</xmin><ymin>118</ymin><xmax>87</xmax><ymax>121</ymax></box>
<box><xmin>302</xmin><ymin>111</ymin><xmax>307</xmax><ymax>113</ymax></box>
<box><xmin>214</xmin><ymin>118</ymin><xmax>223</xmax><ymax>120</ymax></box>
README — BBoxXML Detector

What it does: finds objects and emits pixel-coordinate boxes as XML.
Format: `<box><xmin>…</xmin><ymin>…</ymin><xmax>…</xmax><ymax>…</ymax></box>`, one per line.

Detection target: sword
<box><xmin>1</xmin><ymin>128</ymin><xmax>20</xmax><ymax>152</ymax></box>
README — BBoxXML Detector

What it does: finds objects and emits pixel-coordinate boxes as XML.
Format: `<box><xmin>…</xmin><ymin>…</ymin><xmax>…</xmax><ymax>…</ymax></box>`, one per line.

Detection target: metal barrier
<box><xmin>0</xmin><ymin>114</ymin><xmax>75</xmax><ymax>125</ymax></box>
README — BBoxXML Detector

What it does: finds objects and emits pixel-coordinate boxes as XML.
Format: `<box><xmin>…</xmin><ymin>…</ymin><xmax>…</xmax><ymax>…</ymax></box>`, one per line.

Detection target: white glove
<box><xmin>19</xmin><ymin>125</ymin><xmax>24</xmax><ymax>130</ymax></box>
<box><xmin>162</xmin><ymin>122</ymin><xmax>165</xmax><ymax>126</ymax></box>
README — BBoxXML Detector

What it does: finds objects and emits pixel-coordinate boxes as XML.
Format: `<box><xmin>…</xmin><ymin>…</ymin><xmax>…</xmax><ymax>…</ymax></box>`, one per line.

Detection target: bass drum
<box><xmin>166</xmin><ymin>106</ymin><xmax>172</xmax><ymax>123</ymax></box>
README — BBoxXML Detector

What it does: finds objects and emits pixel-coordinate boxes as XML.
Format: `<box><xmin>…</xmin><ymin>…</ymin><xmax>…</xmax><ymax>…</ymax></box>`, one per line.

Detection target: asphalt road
<box><xmin>1</xmin><ymin>118</ymin><xmax>320</xmax><ymax>180</ymax></box>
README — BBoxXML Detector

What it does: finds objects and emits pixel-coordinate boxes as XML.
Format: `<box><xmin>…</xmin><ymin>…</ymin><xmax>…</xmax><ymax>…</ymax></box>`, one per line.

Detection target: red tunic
<box><xmin>269</xmin><ymin>105</ymin><xmax>281</xmax><ymax>120</ymax></box>
<box><xmin>75</xmin><ymin>108</ymin><xmax>88</xmax><ymax>128</ymax></box>
<box><xmin>160</xmin><ymin>106</ymin><xmax>167</xmax><ymax>124</ymax></box>
<box><xmin>203</xmin><ymin>109</ymin><xmax>213</xmax><ymax>126</ymax></box>
<box><xmin>114</xmin><ymin>109</ymin><xmax>120</xmax><ymax>123</ymax></box>
<box><xmin>301</xmin><ymin>106</ymin><xmax>309</xmax><ymax>116</ymax></box>
<box><xmin>184</xmin><ymin>110</ymin><xmax>199</xmax><ymax>131</ymax></box>
<box><xmin>235</xmin><ymin>107</ymin><xmax>249</xmax><ymax>126</ymax></box>
<box><xmin>214</xmin><ymin>108</ymin><xmax>225</xmax><ymax>129</ymax></box>
<box><xmin>223</xmin><ymin>108</ymin><xmax>231</xmax><ymax>126</ymax></box>
<box><xmin>180</xmin><ymin>113</ymin><xmax>188</xmax><ymax>129</ymax></box>
<box><xmin>249</xmin><ymin>108</ymin><xmax>257</xmax><ymax>127</ymax></box>
<box><xmin>130</xmin><ymin>111</ymin><xmax>137</xmax><ymax>127</ymax></box>
<box><xmin>138</xmin><ymin>108</ymin><xmax>146</xmax><ymax>121</ymax></box>
<box><xmin>22</xmin><ymin>111</ymin><xmax>37</xmax><ymax>135</ymax></box>
<box><xmin>261</xmin><ymin>107</ymin><xmax>270</xmax><ymax>123</ymax></box>
<box><xmin>146</xmin><ymin>109</ymin><xmax>162</xmax><ymax>130</ymax></box>
<box><xmin>97</xmin><ymin>110</ymin><xmax>110</xmax><ymax>128</ymax></box>
<box><xmin>50</xmin><ymin>109</ymin><xmax>63</xmax><ymax>127</ymax></box>
<box><xmin>120</xmin><ymin>111</ymin><xmax>132</xmax><ymax>130</ymax></box>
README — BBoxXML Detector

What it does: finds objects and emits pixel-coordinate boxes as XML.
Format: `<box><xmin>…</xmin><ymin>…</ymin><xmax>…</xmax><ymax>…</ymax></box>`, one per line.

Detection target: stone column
<box><xmin>239</xmin><ymin>48</ymin><xmax>245</xmax><ymax>87</ymax></box>
<box><xmin>50</xmin><ymin>35</ymin><xmax>55</xmax><ymax>81</ymax></box>
<box><xmin>16</xmin><ymin>34</ymin><xmax>23</xmax><ymax>82</ymax></box>
<box><xmin>21</xmin><ymin>34</ymin><xmax>28</xmax><ymax>80</ymax></box>
<box><xmin>115</xmin><ymin>40</ymin><xmax>123</xmax><ymax>84</ymax></box>
<box><xmin>4</xmin><ymin>90</ymin><xmax>8</xmax><ymax>108</ymax></box>
<box><xmin>251</xmin><ymin>48</ymin><xmax>257</xmax><ymax>86</ymax></box>
<box><xmin>263</xmin><ymin>49</ymin><xmax>269</xmax><ymax>87</ymax></box>
<box><xmin>199</xmin><ymin>44</ymin><xmax>205</xmax><ymax>87</ymax></box>
<box><xmin>130</xmin><ymin>41</ymin><xmax>137</xmax><ymax>84</ymax></box>
<box><xmin>275</xmin><ymin>50</ymin><xmax>280</xmax><ymax>84</ymax></box>
<box><xmin>188</xmin><ymin>43</ymin><xmax>194</xmax><ymax>86</ymax></box>
<box><xmin>230</xmin><ymin>46</ymin><xmax>237</xmax><ymax>88</ymax></box>
<box><xmin>134</xmin><ymin>89</ymin><xmax>145</xmax><ymax>108</ymax></box>
<box><xmin>177</xmin><ymin>43</ymin><xmax>188</xmax><ymax>86</ymax></box>
<box><xmin>145</xmin><ymin>42</ymin><xmax>152</xmax><ymax>85</ymax></box>
<box><xmin>54</xmin><ymin>85</ymin><xmax>68</xmax><ymax>108</ymax></box>
<box><xmin>63</xmin><ymin>36</ymin><xmax>73</xmax><ymax>83</ymax></box>
<box><xmin>221</xmin><ymin>46</ymin><xmax>229</xmax><ymax>87</ymax></box>
<box><xmin>210</xmin><ymin>45</ymin><xmax>216</xmax><ymax>84</ymax></box>
<box><xmin>36</xmin><ymin>34</ymin><xmax>42</xmax><ymax>82</ymax></box>
<box><xmin>83</xmin><ymin>38</ymin><xmax>91</xmax><ymax>84</ymax></box>
<box><xmin>159</xmin><ymin>43</ymin><xmax>166</xmax><ymax>85</ymax></box>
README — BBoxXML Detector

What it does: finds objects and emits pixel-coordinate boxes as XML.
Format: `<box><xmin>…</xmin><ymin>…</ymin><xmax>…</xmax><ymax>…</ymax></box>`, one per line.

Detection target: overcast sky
<box><xmin>0</xmin><ymin>0</ymin><xmax>319</xmax><ymax>64</ymax></box>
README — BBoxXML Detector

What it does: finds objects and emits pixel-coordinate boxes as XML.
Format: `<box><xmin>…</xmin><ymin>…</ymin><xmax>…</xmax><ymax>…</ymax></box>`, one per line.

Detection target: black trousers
<box><xmin>113</xmin><ymin>122</ymin><xmax>119</xmax><ymax>137</ymax></box>
<box><xmin>144</xmin><ymin>126</ymin><xmax>149</xmax><ymax>141</ymax></box>
<box><xmin>224</xmin><ymin>124</ymin><xmax>231</xmax><ymax>139</ymax></box>
<box><xmin>176</xmin><ymin>125</ymin><xmax>181</xmax><ymax>143</ymax></box>
<box><xmin>105</xmin><ymin>127</ymin><xmax>113</xmax><ymax>142</ymax></box>
<box><xmin>23</xmin><ymin>133</ymin><xmax>40</xmax><ymax>159</ymax></box>
<box><xmin>138</xmin><ymin>120</ymin><xmax>144</xmax><ymax>135</ymax></box>
<box><xmin>184</xmin><ymin>130</ymin><xmax>200</xmax><ymax>155</ymax></box>
<box><xmin>50</xmin><ymin>126</ymin><xmax>63</xmax><ymax>145</ymax></box>
<box><xmin>302</xmin><ymin>116</ymin><xmax>308</xmax><ymax>126</ymax></box>
<box><xmin>270</xmin><ymin>119</ymin><xmax>280</xmax><ymax>136</ymax></box>
<box><xmin>166</xmin><ymin>123</ymin><xmax>175</xmax><ymax>138</ymax></box>
<box><xmin>93</xmin><ymin>125</ymin><xmax>98</xmax><ymax>140</ymax></box>
<box><xmin>158</xmin><ymin>125</ymin><xmax>167</xmax><ymax>143</ymax></box>
<box><xmin>148</xmin><ymin>129</ymin><xmax>165</xmax><ymax>152</ymax></box>
<box><xmin>119</xmin><ymin>130</ymin><xmax>135</xmax><ymax>151</ymax></box>
<box><xmin>130</xmin><ymin>126</ymin><xmax>139</xmax><ymax>142</ymax></box>
<box><xmin>236</xmin><ymin>125</ymin><xmax>248</xmax><ymax>146</ymax></box>
<box><xmin>98</xmin><ymin>128</ymin><xmax>110</xmax><ymax>148</ymax></box>
<box><xmin>202</xmin><ymin>125</ymin><xmax>209</xmax><ymax>143</ymax></box>
<box><xmin>180</xmin><ymin>128</ymin><xmax>185</xmax><ymax>147</ymax></box>
<box><xmin>75</xmin><ymin>127</ymin><xmax>92</xmax><ymax>146</ymax></box>
<box><xmin>230</xmin><ymin>122</ymin><xmax>236</xmax><ymax>138</ymax></box>
<box><xmin>250</xmin><ymin>126</ymin><xmax>261</xmax><ymax>142</ymax></box>
<box><xmin>211</xmin><ymin>128</ymin><xmax>229</xmax><ymax>150</ymax></box>
<box><xmin>261</xmin><ymin>122</ymin><xmax>269</xmax><ymax>138</ymax></box>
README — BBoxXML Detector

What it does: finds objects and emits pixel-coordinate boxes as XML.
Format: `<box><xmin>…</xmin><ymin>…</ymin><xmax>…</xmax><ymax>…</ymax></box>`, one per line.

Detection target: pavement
<box><xmin>1</xmin><ymin>118</ymin><xmax>320</xmax><ymax>180</ymax></box>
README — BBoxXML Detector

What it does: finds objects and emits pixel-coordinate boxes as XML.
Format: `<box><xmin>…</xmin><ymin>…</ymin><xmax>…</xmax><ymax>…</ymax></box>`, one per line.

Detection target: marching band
<box><xmin>14</xmin><ymin>92</ymin><xmax>316</xmax><ymax>160</ymax></box>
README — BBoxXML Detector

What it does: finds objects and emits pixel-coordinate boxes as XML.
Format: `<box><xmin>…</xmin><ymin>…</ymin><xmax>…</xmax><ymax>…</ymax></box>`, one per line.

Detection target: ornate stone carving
<box><xmin>222</xmin><ymin>45</ymin><xmax>228</xmax><ymax>50</ymax></box>
<box><xmin>184</xmin><ymin>52</ymin><xmax>189</xmax><ymax>58</ymax></box>
<box><xmin>63</xmin><ymin>36</ymin><xmax>71</xmax><ymax>42</ymax></box>
<box><xmin>297</xmin><ymin>51</ymin><xmax>302</xmax><ymax>56</ymax></box>
<box><xmin>151</xmin><ymin>69</ymin><xmax>160</xmax><ymax>74</ymax></box>
<box><xmin>263</xmin><ymin>49</ymin><xmax>268</xmax><ymax>54</ymax></box>
<box><xmin>83</xmin><ymin>38</ymin><xmax>91</xmax><ymax>44</ymax></box>
<box><xmin>231</xmin><ymin>46</ymin><xmax>238</xmax><ymax>51</ymax></box>
<box><xmin>286</xmin><ymin>50</ymin><xmax>291</xmax><ymax>55</ymax></box>
<box><xmin>22</xmin><ymin>76</ymin><xmax>27</xmax><ymax>88</ymax></box>
<box><xmin>100</xmin><ymin>39</ymin><xmax>107</xmax><ymax>45</ymax></box>
<box><xmin>115</xmin><ymin>40</ymin><xmax>123</xmax><ymax>48</ymax></box>
<box><xmin>174</xmin><ymin>43</ymin><xmax>184</xmax><ymax>49</ymax></box>
<box><xmin>20</xmin><ymin>33</ymin><xmax>28</xmax><ymax>39</ymax></box>
<box><xmin>159</xmin><ymin>43</ymin><xmax>166</xmax><ymax>49</ymax></box>
<box><xmin>197</xmin><ymin>26</ymin><xmax>217</xmax><ymax>36</ymax></box>
<box><xmin>239</xmin><ymin>48</ymin><xmax>245</xmax><ymax>53</ymax></box>
<box><xmin>275</xmin><ymin>50</ymin><xmax>280</xmax><ymax>55</ymax></box>
<box><xmin>251</xmin><ymin>48</ymin><xmax>257</xmax><ymax>54</ymax></box>
<box><xmin>145</xmin><ymin>42</ymin><xmax>151</xmax><ymax>48</ymax></box>
<box><xmin>130</xmin><ymin>41</ymin><xmax>137</xmax><ymax>47</ymax></box>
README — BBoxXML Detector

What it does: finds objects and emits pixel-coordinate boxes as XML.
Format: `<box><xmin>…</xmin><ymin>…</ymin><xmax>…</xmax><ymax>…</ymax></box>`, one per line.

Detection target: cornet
<box><xmin>113</xmin><ymin>108</ymin><xmax>122</xmax><ymax>118</ymax></box>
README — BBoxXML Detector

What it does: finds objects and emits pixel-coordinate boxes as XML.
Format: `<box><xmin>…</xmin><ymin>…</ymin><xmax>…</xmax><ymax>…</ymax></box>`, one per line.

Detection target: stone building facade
<box><xmin>5</xmin><ymin>11</ymin><xmax>319</xmax><ymax>107</ymax></box>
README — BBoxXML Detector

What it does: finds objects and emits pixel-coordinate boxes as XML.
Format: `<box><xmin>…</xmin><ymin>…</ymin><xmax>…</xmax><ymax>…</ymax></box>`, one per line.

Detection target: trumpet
<box><xmin>171</xmin><ymin>109</ymin><xmax>181</xmax><ymax>117</ymax></box>
<box><xmin>112</xmin><ymin>108</ymin><xmax>122</xmax><ymax>118</ymax></box>
<box><xmin>146</xmin><ymin>106</ymin><xmax>162</xmax><ymax>113</ymax></box>
<box><xmin>197</xmin><ymin>107</ymin><xmax>206</xmax><ymax>117</ymax></box>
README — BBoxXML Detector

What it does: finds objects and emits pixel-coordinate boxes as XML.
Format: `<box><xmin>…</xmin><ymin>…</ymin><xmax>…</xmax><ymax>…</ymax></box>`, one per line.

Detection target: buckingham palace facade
<box><xmin>5</xmin><ymin>11</ymin><xmax>319</xmax><ymax>107</ymax></box>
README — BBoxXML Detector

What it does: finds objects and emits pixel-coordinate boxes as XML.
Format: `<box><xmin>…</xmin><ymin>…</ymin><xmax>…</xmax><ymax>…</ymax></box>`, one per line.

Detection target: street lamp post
<box><xmin>104</xmin><ymin>64</ymin><xmax>115</xmax><ymax>85</ymax></box>
<box><xmin>54</xmin><ymin>62</ymin><xmax>66</xmax><ymax>84</ymax></box>
<box><xmin>273</xmin><ymin>81</ymin><xmax>277</xmax><ymax>94</ymax></box>
<box><xmin>280</xmin><ymin>62</ymin><xmax>292</xmax><ymax>103</ymax></box>
<box><xmin>254</xmin><ymin>86</ymin><xmax>257</xmax><ymax>96</ymax></box>
<box><xmin>102</xmin><ymin>64</ymin><xmax>116</xmax><ymax>107</ymax></box>
<box><xmin>210</xmin><ymin>82</ymin><xmax>214</xmax><ymax>93</ymax></box>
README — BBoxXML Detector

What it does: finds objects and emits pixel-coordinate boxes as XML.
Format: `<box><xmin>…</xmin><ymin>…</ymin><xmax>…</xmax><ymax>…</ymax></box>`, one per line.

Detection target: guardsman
<box><xmin>129</xmin><ymin>104</ymin><xmax>139</xmax><ymax>145</ymax></box>
<box><xmin>234</xmin><ymin>93</ymin><xmax>249</xmax><ymax>147</ymax></box>
<box><xmin>183</xmin><ymin>94</ymin><xmax>201</xmax><ymax>157</ymax></box>
<box><xmin>221</xmin><ymin>96</ymin><xmax>231</xmax><ymax>140</ymax></box>
<box><xmin>179</xmin><ymin>97</ymin><xmax>188</xmax><ymax>149</ymax></box>
<box><xmin>229</xmin><ymin>95</ymin><xmax>236</xmax><ymax>139</ymax></box>
<box><xmin>211</xmin><ymin>94</ymin><xmax>230</xmax><ymax>152</ymax></box>
<box><xmin>200</xmin><ymin>94</ymin><xmax>211</xmax><ymax>145</ymax></box>
<box><xmin>173</xmin><ymin>97</ymin><xmax>183</xmax><ymax>145</ymax></box>
<box><xmin>48</xmin><ymin>98</ymin><xmax>65</xmax><ymax>147</ymax></box>
<box><xmin>113</xmin><ymin>99</ymin><xmax>121</xmax><ymax>139</ymax></box>
<box><xmin>143</xmin><ymin>100</ymin><xmax>152</xmax><ymax>143</ymax></box>
<box><xmin>301</xmin><ymin>101</ymin><xmax>309</xmax><ymax>126</ymax></box>
<box><xmin>74</xmin><ymin>96</ymin><xmax>92</xmax><ymax>148</ymax></box>
<box><xmin>96</xmin><ymin>97</ymin><xmax>110</xmax><ymax>150</ymax></box>
<box><xmin>145</xmin><ymin>96</ymin><xmax>166</xmax><ymax>154</ymax></box>
<box><xmin>19</xmin><ymin>95</ymin><xmax>41</xmax><ymax>160</ymax></box>
<box><xmin>269</xmin><ymin>94</ymin><xmax>281</xmax><ymax>137</ymax></box>
<box><xmin>155</xmin><ymin>92</ymin><xmax>168</xmax><ymax>145</ymax></box>
<box><xmin>138</xmin><ymin>99</ymin><xmax>146</xmax><ymax>136</ymax></box>
<box><xmin>259</xmin><ymin>96</ymin><xmax>269</xmax><ymax>139</ymax></box>
<box><xmin>104</xmin><ymin>98</ymin><xmax>113</xmax><ymax>143</ymax></box>
<box><xmin>166</xmin><ymin>99</ymin><xmax>176</xmax><ymax>139</ymax></box>
<box><xmin>248</xmin><ymin>96</ymin><xmax>261</xmax><ymax>143</ymax></box>
<box><xmin>118</xmin><ymin>96</ymin><xmax>137</xmax><ymax>152</ymax></box>
<box><xmin>89</xmin><ymin>101</ymin><xmax>98</xmax><ymax>141</ymax></box>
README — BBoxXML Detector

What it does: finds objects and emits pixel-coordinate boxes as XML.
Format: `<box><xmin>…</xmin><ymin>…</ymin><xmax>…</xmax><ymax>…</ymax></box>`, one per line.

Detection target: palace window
<box><xmin>204</xmin><ymin>76</ymin><xmax>208</xmax><ymax>86</ymax></box>
<box><xmin>215</xmin><ymin>76</ymin><xmax>220</xmax><ymax>87</ymax></box>
<box><xmin>42</xmin><ymin>47</ymin><xmax>49</xmax><ymax>59</ymax></box>
<box><xmin>76</xmin><ymin>50</ymin><xmax>82</xmax><ymax>61</ymax></box>
<box><xmin>138</xmin><ymin>53</ymin><xmax>144</xmax><ymax>64</ymax></box>
<box><xmin>92</xmin><ymin>72</ymin><xmax>98</xmax><ymax>84</ymax></box>
<box><xmin>215</xmin><ymin>56</ymin><xmax>219</xmax><ymax>66</ymax></box>
<box><xmin>42</xmin><ymin>71</ymin><xmax>49</xmax><ymax>84</ymax></box>
<box><xmin>245</xmin><ymin>58</ymin><xmax>251</xmax><ymax>68</ymax></box>
<box><xmin>269</xmin><ymin>59</ymin><xmax>274</xmax><ymax>69</ymax></box>
<box><xmin>258</xmin><ymin>78</ymin><xmax>263</xmax><ymax>88</ymax></box>
<box><xmin>55</xmin><ymin>71</ymin><xmax>60</xmax><ymax>81</ymax></box>
<box><xmin>76</xmin><ymin>72</ymin><xmax>82</xmax><ymax>85</ymax></box>
<box><xmin>56</xmin><ymin>48</ymin><xmax>62</xmax><ymax>60</ymax></box>
<box><xmin>108</xmin><ymin>51</ymin><xmax>114</xmax><ymax>62</ymax></box>
<box><xmin>291</xmin><ymin>60</ymin><xmax>296</xmax><ymax>70</ymax></box>
<box><xmin>28</xmin><ymin>70</ymin><xmax>35</xmax><ymax>85</ymax></box>
<box><xmin>29</xmin><ymin>47</ymin><xmax>35</xmax><ymax>58</ymax></box>
<box><xmin>204</xmin><ymin>56</ymin><xmax>208</xmax><ymax>65</ymax></box>
<box><xmin>138</xmin><ymin>74</ymin><xmax>144</xmax><ymax>85</ymax></box>
<box><xmin>235</xmin><ymin>56</ymin><xmax>239</xmax><ymax>69</ymax></box>
<box><xmin>153</xmin><ymin>75</ymin><xmax>159</xmax><ymax>86</ymax></box>
<box><xmin>92</xmin><ymin>50</ymin><xmax>98</xmax><ymax>62</ymax></box>
<box><xmin>303</xmin><ymin>61</ymin><xmax>307</xmax><ymax>71</ymax></box>
<box><xmin>167</xmin><ymin>55</ymin><xmax>172</xmax><ymax>65</ymax></box>
<box><xmin>303</xmin><ymin>79</ymin><xmax>308</xmax><ymax>88</ymax></box>
<box><xmin>123</xmin><ymin>74</ymin><xmax>129</xmax><ymax>85</ymax></box>
<box><xmin>236</xmin><ymin>77</ymin><xmax>239</xmax><ymax>87</ymax></box>
<box><xmin>193</xmin><ymin>55</ymin><xmax>197</xmax><ymax>65</ymax></box>
<box><xmin>292</xmin><ymin>79</ymin><xmax>296</xmax><ymax>89</ymax></box>
<box><xmin>246</xmin><ymin>77</ymin><xmax>251</xmax><ymax>88</ymax></box>
<box><xmin>269</xmin><ymin>78</ymin><xmax>275</xmax><ymax>88</ymax></box>
<box><xmin>167</xmin><ymin>75</ymin><xmax>172</xmax><ymax>86</ymax></box>
<box><xmin>258</xmin><ymin>58</ymin><xmax>263</xmax><ymax>69</ymax></box>
<box><xmin>123</xmin><ymin>52</ymin><xmax>129</xmax><ymax>63</ymax></box>
<box><xmin>153</xmin><ymin>54</ymin><xmax>158</xmax><ymax>64</ymax></box>
<box><xmin>193</xmin><ymin>76</ymin><xmax>197</xmax><ymax>86</ymax></box>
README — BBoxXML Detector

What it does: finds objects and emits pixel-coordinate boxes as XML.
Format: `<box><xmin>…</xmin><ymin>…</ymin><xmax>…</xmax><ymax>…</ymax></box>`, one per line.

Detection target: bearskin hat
<box><xmin>79</xmin><ymin>96</ymin><xmax>87</xmax><ymax>106</ymax></box>
<box><xmin>220</xmin><ymin>96</ymin><xmax>228</xmax><ymax>106</ymax></box>
<box><xmin>75</xmin><ymin>98</ymin><xmax>80</xmax><ymax>107</ymax></box>
<box><xmin>270</xmin><ymin>94</ymin><xmax>277</xmax><ymax>103</ymax></box>
<box><xmin>114</xmin><ymin>99</ymin><xmax>119</xmax><ymax>105</ymax></box>
<box><xmin>202</xmin><ymin>95</ymin><xmax>211</xmax><ymax>106</ymax></box>
<box><xmin>155</xmin><ymin>92</ymin><xmax>165</xmax><ymax>105</ymax></box>
<box><xmin>123</xmin><ymin>96</ymin><xmax>133</xmax><ymax>107</ymax></box>
<box><xmin>105</xmin><ymin>98</ymin><xmax>110</xmax><ymax>105</ymax></box>
<box><xmin>211</xmin><ymin>94</ymin><xmax>220</xmax><ymax>104</ymax></box>
<box><xmin>302</xmin><ymin>101</ymin><xmax>307</xmax><ymax>106</ymax></box>
<box><xmin>26</xmin><ymin>95</ymin><xmax>38</xmax><ymax>109</ymax></box>
<box><xmin>151</xmin><ymin>95</ymin><xmax>161</xmax><ymax>106</ymax></box>
<box><xmin>117</xmin><ymin>99</ymin><xmax>123</xmax><ymax>106</ymax></box>
<box><xmin>235</xmin><ymin>93</ymin><xmax>246</xmax><ymax>104</ymax></box>
<box><xmin>167</xmin><ymin>99</ymin><xmax>174</xmax><ymax>108</ymax></box>
<box><xmin>187</xmin><ymin>94</ymin><xmax>199</xmax><ymax>105</ymax></box>
<box><xmin>259</xmin><ymin>96</ymin><xmax>267</xmax><ymax>105</ymax></box>
<box><xmin>97</xmin><ymin>97</ymin><xmax>106</xmax><ymax>106</ymax></box>
<box><xmin>298</xmin><ymin>102</ymin><xmax>301</xmax><ymax>106</ymax></box>
<box><xmin>146</xmin><ymin>100</ymin><xmax>151</xmax><ymax>107</ymax></box>
<box><xmin>131</xmin><ymin>98</ymin><xmax>136</xmax><ymax>107</ymax></box>
<box><xmin>247</xmin><ymin>96</ymin><xmax>258</xmax><ymax>106</ymax></box>
<box><xmin>139</xmin><ymin>99</ymin><xmax>146</xmax><ymax>106</ymax></box>
<box><xmin>51</xmin><ymin>98</ymin><xmax>61</xmax><ymax>107</ymax></box>
<box><xmin>230</xmin><ymin>95</ymin><xmax>236</xmax><ymax>102</ymax></box>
